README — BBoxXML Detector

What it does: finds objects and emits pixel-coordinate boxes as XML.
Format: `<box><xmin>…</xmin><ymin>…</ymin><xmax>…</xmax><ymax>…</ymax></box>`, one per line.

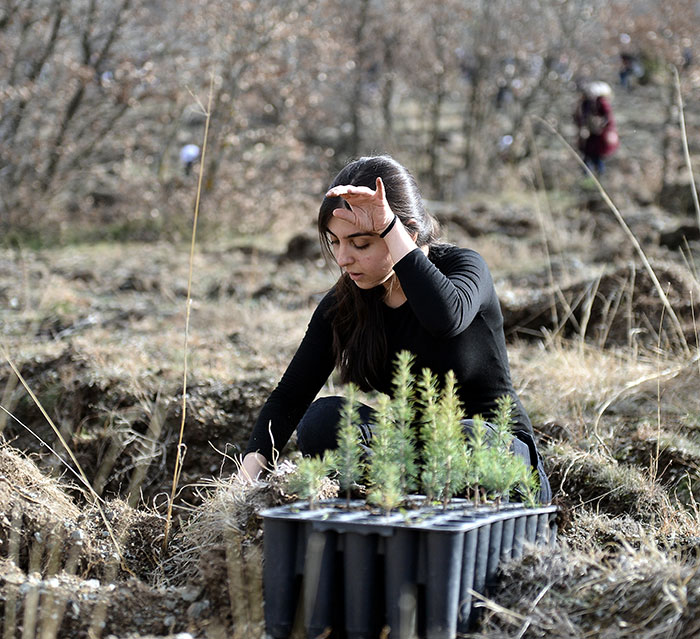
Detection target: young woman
<box><xmin>240</xmin><ymin>155</ymin><xmax>551</xmax><ymax>502</ymax></box>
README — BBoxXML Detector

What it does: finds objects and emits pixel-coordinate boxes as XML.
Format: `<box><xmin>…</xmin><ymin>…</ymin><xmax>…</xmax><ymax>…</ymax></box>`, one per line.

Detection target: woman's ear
<box><xmin>406</xmin><ymin>219</ymin><xmax>419</xmax><ymax>242</ymax></box>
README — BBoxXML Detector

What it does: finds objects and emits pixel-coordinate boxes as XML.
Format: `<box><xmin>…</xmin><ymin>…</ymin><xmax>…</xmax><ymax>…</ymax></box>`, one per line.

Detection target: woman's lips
<box><xmin>347</xmin><ymin>272</ymin><xmax>362</xmax><ymax>280</ymax></box>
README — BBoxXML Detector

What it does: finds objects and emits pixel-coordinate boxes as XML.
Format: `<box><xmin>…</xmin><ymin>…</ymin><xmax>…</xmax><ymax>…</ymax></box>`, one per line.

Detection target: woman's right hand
<box><xmin>237</xmin><ymin>452</ymin><xmax>267</xmax><ymax>483</ymax></box>
<box><xmin>326</xmin><ymin>177</ymin><xmax>395</xmax><ymax>235</ymax></box>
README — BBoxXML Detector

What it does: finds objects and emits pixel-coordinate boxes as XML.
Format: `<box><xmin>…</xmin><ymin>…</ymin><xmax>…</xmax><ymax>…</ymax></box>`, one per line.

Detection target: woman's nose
<box><xmin>335</xmin><ymin>245</ymin><xmax>353</xmax><ymax>266</ymax></box>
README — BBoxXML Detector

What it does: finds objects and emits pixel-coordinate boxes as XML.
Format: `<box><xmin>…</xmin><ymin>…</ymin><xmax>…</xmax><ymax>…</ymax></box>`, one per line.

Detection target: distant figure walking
<box><xmin>619</xmin><ymin>53</ymin><xmax>643</xmax><ymax>90</ymax></box>
<box><xmin>179</xmin><ymin>144</ymin><xmax>201</xmax><ymax>176</ymax></box>
<box><xmin>574</xmin><ymin>82</ymin><xmax>619</xmax><ymax>175</ymax></box>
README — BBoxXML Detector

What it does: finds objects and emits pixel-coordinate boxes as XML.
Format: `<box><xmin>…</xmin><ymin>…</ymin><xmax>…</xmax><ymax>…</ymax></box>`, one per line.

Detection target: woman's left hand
<box><xmin>326</xmin><ymin>177</ymin><xmax>395</xmax><ymax>234</ymax></box>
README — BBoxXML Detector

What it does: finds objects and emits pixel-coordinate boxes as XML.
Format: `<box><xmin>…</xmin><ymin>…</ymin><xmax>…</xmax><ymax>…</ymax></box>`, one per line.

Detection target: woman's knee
<box><xmin>297</xmin><ymin>396</ymin><xmax>345</xmax><ymax>455</ymax></box>
<box><xmin>297</xmin><ymin>396</ymin><xmax>376</xmax><ymax>456</ymax></box>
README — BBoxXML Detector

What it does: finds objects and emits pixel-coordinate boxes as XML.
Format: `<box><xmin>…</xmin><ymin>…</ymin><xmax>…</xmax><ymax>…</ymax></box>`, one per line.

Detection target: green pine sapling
<box><xmin>390</xmin><ymin>351</ymin><xmax>419</xmax><ymax>496</ymax></box>
<box><xmin>434</xmin><ymin>371</ymin><xmax>469</xmax><ymax>507</ymax></box>
<box><xmin>518</xmin><ymin>467</ymin><xmax>541</xmax><ymax>508</ymax></box>
<box><xmin>366</xmin><ymin>394</ymin><xmax>404</xmax><ymax>513</ymax></box>
<box><xmin>335</xmin><ymin>383</ymin><xmax>365</xmax><ymax>505</ymax></box>
<box><xmin>285</xmin><ymin>451</ymin><xmax>336</xmax><ymax>510</ymax></box>
<box><xmin>477</xmin><ymin>395</ymin><xmax>539</xmax><ymax>507</ymax></box>
<box><xmin>465</xmin><ymin>414</ymin><xmax>489</xmax><ymax>505</ymax></box>
<box><xmin>418</xmin><ymin>367</ymin><xmax>441</xmax><ymax>502</ymax></box>
<box><xmin>419</xmin><ymin>369</ymin><xmax>470</xmax><ymax>507</ymax></box>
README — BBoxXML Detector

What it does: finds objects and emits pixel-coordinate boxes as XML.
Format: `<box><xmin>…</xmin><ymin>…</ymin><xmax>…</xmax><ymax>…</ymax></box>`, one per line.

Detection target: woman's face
<box><xmin>325</xmin><ymin>214</ymin><xmax>395</xmax><ymax>290</ymax></box>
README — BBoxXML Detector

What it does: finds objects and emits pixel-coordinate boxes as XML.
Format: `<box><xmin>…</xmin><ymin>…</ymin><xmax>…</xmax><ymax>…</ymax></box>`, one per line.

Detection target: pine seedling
<box><xmin>481</xmin><ymin>449</ymin><xmax>531</xmax><ymax>507</ymax></box>
<box><xmin>479</xmin><ymin>394</ymin><xmax>539</xmax><ymax>506</ymax></box>
<box><xmin>367</xmin><ymin>394</ymin><xmax>404</xmax><ymax>513</ymax></box>
<box><xmin>465</xmin><ymin>414</ymin><xmax>489</xmax><ymax>505</ymax></box>
<box><xmin>390</xmin><ymin>351</ymin><xmax>418</xmax><ymax>496</ymax></box>
<box><xmin>420</xmin><ymin>369</ymin><xmax>469</xmax><ymax>507</ymax></box>
<box><xmin>435</xmin><ymin>371</ymin><xmax>469</xmax><ymax>507</ymax></box>
<box><xmin>336</xmin><ymin>383</ymin><xmax>365</xmax><ymax>505</ymax></box>
<box><xmin>518</xmin><ymin>467</ymin><xmax>541</xmax><ymax>507</ymax></box>
<box><xmin>493</xmin><ymin>394</ymin><xmax>516</xmax><ymax>453</ymax></box>
<box><xmin>418</xmin><ymin>368</ymin><xmax>442</xmax><ymax>503</ymax></box>
<box><xmin>286</xmin><ymin>451</ymin><xmax>336</xmax><ymax>510</ymax></box>
<box><xmin>367</xmin><ymin>459</ymin><xmax>403</xmax><ymax>514</ymax></box>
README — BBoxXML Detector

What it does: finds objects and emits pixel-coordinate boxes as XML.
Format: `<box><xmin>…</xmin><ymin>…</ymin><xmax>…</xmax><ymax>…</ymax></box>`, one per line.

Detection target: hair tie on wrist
<box><xmin>379</xmin><ymin>214</ymin><xmax>398</xmax><ymax>238</ymax></box>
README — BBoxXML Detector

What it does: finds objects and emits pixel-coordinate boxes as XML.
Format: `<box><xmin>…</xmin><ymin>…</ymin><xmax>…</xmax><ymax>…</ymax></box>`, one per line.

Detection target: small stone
<box><xmin>180</xmin><ymin>586</ymin><xmax>201</xmax><ymax>602</ymax></box>
<box><xmin>187</xmin><ymin>600</ymin><xmax>209</xmax><ymax>619</ymax></box>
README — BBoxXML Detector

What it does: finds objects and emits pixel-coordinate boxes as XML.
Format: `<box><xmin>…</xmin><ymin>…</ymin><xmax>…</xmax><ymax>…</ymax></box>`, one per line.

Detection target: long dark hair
<box><xmin>317</xmin><ymin>155</ymin><xmax>439</xmax><ymax>390</ymax></box>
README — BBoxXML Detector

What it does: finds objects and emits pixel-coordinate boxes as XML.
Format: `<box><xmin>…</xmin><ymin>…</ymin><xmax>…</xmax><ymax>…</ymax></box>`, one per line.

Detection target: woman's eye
<box><xmin>353</xmin><ymin>243</ymin><xmax>369</xmax><ymax>250</ymax></box>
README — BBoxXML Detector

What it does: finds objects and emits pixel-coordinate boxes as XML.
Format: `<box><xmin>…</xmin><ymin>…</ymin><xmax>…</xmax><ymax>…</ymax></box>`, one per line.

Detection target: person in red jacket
<box><xmin>574</xmin><ymin>81</ymin><xmax>619</xmax><ymax>174</ymax></box>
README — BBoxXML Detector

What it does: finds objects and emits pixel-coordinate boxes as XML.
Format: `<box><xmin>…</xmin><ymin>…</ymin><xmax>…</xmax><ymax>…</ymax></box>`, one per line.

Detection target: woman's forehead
<box><xmin>326</xmin><ymin>214</ymin><xmax>371</xmax><ymax>238</ymax></box>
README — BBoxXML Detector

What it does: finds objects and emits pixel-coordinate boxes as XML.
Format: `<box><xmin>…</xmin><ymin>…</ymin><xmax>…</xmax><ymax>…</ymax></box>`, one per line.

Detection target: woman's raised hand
<box><xmin>326</xmin><ymin>177</ymin><xmax>395</xmax><ymax>234</ymax></box>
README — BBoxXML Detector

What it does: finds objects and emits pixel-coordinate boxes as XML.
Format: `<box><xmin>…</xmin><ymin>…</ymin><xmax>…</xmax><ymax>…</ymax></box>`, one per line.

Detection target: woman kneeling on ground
<box><xmin>239</xmin><ymin>155</ymin><xmax>551</xmax><ymax>503</ymax></box>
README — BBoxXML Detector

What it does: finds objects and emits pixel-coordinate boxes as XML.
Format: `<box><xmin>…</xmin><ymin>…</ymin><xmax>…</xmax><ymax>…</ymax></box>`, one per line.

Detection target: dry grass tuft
<box><xmin>170</xmin><ymin>459</ymin><xmax>338</xmax><ymax>582</ymax></box>
<box><xmin>545</xmin><ymin>441</ymin><xmax>678</xmax><ymax>524</ymax></box>
<box><xmin>0</xmin><ymin>441</ymin><xmax>81</xmax><ymax>526</ymax></box>
<box><xmin>162</xmin><ymin>460</ymin><xmax>337</xmax><ymax>636</ymax></box>
<box><xmin>474</xmin><ymin>540</ymin><xmax>700</xmax><ymax>638</ymax></box>
<box><xmin>0</xmin><ymin>442</ymin><xmax>85</xmax><ymax>573</ymax></box>
<box><xmin>563</xmin><ymin>509</ymin><xmax>700</xmax><ymax>557</ymax></box>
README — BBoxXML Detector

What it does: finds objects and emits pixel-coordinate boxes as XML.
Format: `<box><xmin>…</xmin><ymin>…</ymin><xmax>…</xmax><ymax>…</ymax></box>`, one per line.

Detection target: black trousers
<box><xmin>296</xmin><ymin>396</ymin><xmax>552</xmax><ymax>504</ymax></box>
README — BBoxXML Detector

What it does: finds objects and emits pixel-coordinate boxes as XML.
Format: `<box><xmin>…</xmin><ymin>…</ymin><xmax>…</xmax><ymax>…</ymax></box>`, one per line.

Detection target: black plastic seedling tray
<box><xmin>260</xmin><ymin>499</ymin><xmax>558</xmax><ymax>639</ymax></box>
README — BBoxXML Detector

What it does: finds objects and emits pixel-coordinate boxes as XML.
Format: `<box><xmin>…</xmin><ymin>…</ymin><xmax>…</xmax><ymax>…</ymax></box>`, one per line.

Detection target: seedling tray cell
<box><xmin>261</xmin><ymin>500</ymin><xmax>558</xmax><ymax>638</ymax></box>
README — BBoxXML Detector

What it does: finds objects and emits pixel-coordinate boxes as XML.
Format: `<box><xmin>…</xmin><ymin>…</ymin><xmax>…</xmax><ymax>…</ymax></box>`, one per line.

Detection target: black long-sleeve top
<box><xmin>244</xmin><ymin>244</ymin><xmax>535</xmax><ymax>462</ymax></box>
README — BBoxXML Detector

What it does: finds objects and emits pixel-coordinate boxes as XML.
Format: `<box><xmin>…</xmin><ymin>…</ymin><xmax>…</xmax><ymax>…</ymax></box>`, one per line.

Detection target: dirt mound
<box><xmin>544</xmin><ymin>442</ymin><xmax>677</xmax><ymax>524</ymax></box>
<box><xmin>0</xmin><ymin>443</ymin><xmax>172</xmax><ymax>580</ymax></box>
<box><xmin>0</xmin><ymin>444</ymin><xmax>199</xmax><ymax>637</ymax></box>
<box><xmin>502</xmin><ymin>260</ymin><xmax>700</xmax><ymax>350</ymax></box>
<box><xmin>616</xmin><ymin>425</ymin><xmax>700</xmax><ymax>504</ymax></box>
<box><xmin>0</xmin><ymin>554</ymin><xmax>222</xmax><ymax>639</ymax></box>
<box><xmin>0</xmin><ymin>347</ymin><xmax>274</xmax><ymax>508</ymax></box>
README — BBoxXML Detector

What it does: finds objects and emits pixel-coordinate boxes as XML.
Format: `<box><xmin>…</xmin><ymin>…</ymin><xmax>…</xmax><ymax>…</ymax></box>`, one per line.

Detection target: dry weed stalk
<box><xmin>673</xmin><ymin>65</ymin><xmax>700</xmax><ymax>234</ymax></box>
<box><xmin>3</xmin><ymin>508</ymin><xmax>22</xmax><ymax>639</ymax></box>
<box><xmin>224</xmin><ymin>527</ymin><xmax>264</xmax><ymax>638</ymax></box>
<box><xmin>533</xmin><ymin>115</ymin><xmax>691</xmax><ymax>356</ymax></box>
<box><xmin>126</xmin><ymin>392</ymin><xmax>167</xmax><ymax>508</ymax></box>
<box><xmin>163</xmin><ymin>76</ymin><xmax>214</xmax><ymax>551</ymax></box>
<box><xmin>526</xmin><ymin>117</ymin><xmax>559</xmax><ymax>329</ymax></box>
<box><xmin>592</xmin><ymin>351</ymin><xmax>700</xmax><ymax>441</ymax></box>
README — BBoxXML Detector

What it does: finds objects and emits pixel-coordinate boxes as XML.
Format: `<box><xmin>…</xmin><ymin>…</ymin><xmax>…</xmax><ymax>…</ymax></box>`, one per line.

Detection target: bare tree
<box><xmin>0</xmin><ymin>0</ymin><xmax>148</xmax><ymax>230</ymax></box>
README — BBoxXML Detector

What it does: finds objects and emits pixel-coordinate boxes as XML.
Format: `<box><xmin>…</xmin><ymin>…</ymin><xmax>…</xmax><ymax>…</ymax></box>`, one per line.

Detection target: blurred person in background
<box><xmin>574</xmin><ymin>81</ymin><xmax>619</xmax><ymax>175</ymax></box>
<box><xmin>179</xmin><ymin>143</ymin><xmax>200</xmax><ymax>176</ymax></box>
<box><xmin>619</xmin><ymin>52</ymin><xmax>644</xmax><ymax>90</ymax></box>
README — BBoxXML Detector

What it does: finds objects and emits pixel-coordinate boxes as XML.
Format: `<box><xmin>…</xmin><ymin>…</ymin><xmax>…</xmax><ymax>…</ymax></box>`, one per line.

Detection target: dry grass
<box><xmin>512</xmin><ymin>339</ymin><xmax>669</xmax><ymax>439</ymax></box>
<box><xmin>474</xmin><ymin>539</ymin><xmax>700</xmax><ymax>639</ymax></box>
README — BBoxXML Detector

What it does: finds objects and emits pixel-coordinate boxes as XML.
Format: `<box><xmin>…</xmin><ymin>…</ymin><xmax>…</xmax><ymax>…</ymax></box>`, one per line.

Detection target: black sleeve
<box><xmin>392</xmin><ymin>247</ymin><xmax>493</xmax><ymax>338</ymax></box>
<box><xmin>243</xmin><ymin>292</ymin><xmax>336</xmax><ymax>461</ymax></box>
